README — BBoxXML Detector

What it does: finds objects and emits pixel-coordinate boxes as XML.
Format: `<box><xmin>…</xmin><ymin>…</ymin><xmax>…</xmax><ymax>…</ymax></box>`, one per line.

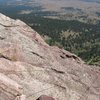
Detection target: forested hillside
<box><xmin>9</xmin><ymin>14</ymin><xmax>99</xmax><ymax>66</ymax></box>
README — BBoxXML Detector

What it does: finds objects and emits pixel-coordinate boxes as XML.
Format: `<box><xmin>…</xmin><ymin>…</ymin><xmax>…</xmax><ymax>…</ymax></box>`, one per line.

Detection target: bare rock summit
<box><xmin>0</xmin><ymin>13</ymin><xmax>100</xmax><ymax>100</ymax></box>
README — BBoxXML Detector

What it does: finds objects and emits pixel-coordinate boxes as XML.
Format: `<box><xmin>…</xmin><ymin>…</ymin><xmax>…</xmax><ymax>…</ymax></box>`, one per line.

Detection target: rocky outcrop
<box><xmin>0</xmin><ymin>13</ymin><xmax>100</xmax><ymax>100</ymax></box>
<box><xmin>0</xmin><ymin>73</ymin><xmax>25</xmax><ymax>100</ymax></box>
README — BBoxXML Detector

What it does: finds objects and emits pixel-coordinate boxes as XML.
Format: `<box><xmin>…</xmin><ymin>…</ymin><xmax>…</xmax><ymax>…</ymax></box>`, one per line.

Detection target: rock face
<box><xmin>0</xmin><ymin>13</ymin><xmax>100</xmax><ymax>100</ymax></box>
<box><xmin>0</xmin><ymin>73</ymin><xmax>24</xmax><ymax>100</ymax></box>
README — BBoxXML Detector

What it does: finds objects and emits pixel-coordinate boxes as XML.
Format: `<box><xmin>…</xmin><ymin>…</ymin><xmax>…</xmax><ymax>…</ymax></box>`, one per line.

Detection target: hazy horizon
<box><xmin>0</xmin><ymin>0</ymin><xmax>100</xmax><ymax>20</ymax></box>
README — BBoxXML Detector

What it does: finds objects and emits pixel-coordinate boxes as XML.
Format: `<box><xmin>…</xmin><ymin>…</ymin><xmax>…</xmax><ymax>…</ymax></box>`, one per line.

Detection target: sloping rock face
<box><xmin>0</xmin><ymin>73</ymin><xmax>24</xmax><ymax>100</ymax></box>
<box><xmin>0</xmin><ymin>13</ymin><xmax>100</xmax><ymax>100</ymax></box>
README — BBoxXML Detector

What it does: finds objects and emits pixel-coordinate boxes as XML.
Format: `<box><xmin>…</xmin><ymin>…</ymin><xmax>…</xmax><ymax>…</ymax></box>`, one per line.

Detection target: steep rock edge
<box><xmin>0</xmin><ymin>13</ymin><xmax>100</xmax><ymax>100</ymax></box>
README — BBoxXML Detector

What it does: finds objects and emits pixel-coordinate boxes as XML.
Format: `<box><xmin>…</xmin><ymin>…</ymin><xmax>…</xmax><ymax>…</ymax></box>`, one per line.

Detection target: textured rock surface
<box><xmin>0</xmin><ymin>13</ymin><xmax>100</xmax><ymax>100</ymax></box>
<box><xmin>0</xmin><ymin>73</ymin><xmax>23</xmax><ymax>100</ymax></box>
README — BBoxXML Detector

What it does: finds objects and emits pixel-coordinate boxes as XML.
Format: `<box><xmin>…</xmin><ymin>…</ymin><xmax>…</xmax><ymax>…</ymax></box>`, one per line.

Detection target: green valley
<box><xmin>12</xmin><ymin>14</ymin><xmax>100</xmax><ymax>66</ymax></box>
